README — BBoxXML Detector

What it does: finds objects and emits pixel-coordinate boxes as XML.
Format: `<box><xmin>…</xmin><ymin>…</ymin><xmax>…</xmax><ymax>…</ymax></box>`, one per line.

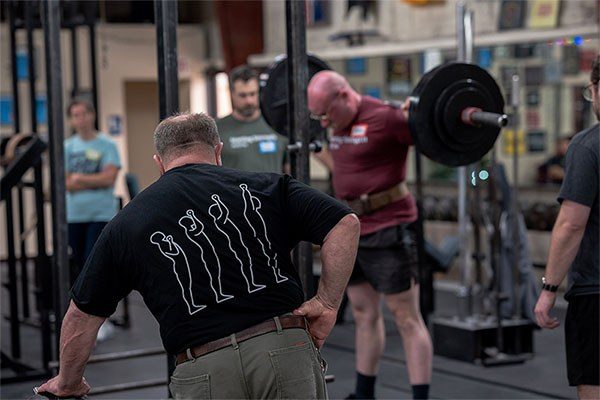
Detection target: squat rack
<box><xmin>2</xmin><ymin>0</ymin><xmax>321</xmax><ymax>395</ymax></box>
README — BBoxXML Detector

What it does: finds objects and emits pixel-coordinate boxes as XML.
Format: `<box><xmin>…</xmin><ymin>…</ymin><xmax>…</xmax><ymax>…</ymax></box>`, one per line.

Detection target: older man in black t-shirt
<box><xmin>535</xmin><ymin>57</ymin><xmax>599</xmax><ymax>399</ymax></box>
<box><xmin>38</xmin><ymin>112</ymin><xmax>359</xmax><ymax>399</ymax></box>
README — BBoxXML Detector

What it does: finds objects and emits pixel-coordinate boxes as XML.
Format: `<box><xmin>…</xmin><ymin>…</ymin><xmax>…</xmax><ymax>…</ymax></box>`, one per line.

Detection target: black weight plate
<box><xmin>259</xmin><ymin>54</ymin><xmax>331</xmax><ymax>139</ymax></box>
<box><xmin>436</xmin><ymin>81</ymin><xmax>495</xmax><ymax>152</ymax></box>
<box><xmin>409</xmin><ymin>62</ymin><xmax>505</xmax><ymax>167</ymax></box>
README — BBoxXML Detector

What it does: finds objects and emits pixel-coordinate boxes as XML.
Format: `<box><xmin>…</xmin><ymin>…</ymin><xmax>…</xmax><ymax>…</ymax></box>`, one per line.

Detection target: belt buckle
<box><xmin>360</xmin><ymin>193</ymin><xmax>371</xmax><ymax>215</ymax></box>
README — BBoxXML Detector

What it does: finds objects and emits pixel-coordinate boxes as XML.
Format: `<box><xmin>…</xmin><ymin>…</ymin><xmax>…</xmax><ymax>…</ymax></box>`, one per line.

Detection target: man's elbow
<box><xmin>557</xmin><ymin>219</ymin><xmax>586</xmax><ymax>233</ymax></box>
<box><xmin>340</xmin><ymin>213</ymin><xmax>360</xmax><ymax>241</ymax></box>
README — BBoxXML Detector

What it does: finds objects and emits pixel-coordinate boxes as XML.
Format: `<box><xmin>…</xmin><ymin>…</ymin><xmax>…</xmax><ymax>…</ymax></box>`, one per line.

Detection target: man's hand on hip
<box><xmin>293</xmin><ymin>295</ymin><xmax>338</xmax><ymax>349</ymax></box>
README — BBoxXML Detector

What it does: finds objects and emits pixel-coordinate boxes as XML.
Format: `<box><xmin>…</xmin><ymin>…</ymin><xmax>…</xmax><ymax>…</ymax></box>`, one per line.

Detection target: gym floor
<box><xmin>1</xmin><ymin>272</ymin><xmax>574</xmax><ymax>400</ymax></box>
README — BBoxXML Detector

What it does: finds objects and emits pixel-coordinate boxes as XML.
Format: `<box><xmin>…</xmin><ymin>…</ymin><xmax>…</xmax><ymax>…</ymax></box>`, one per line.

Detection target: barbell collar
<box><xmin>287</xmin><ymin>140</ymin><xmax>323</xmax><ymax>154</ymax></box>
<box><xmin>461</xmin><ymin>107</ymin><xmax>508</xmax><ymax>128</ymax></box>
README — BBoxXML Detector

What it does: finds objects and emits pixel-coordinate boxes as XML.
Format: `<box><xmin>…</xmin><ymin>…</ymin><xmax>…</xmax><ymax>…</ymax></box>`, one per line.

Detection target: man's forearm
<box><xmin>317</xmin><ymin>214</ymin><xmax>360</xmax><ymax>308</ymax></box>
<box><xmin>57</xmin><ymin>301</ymin><xmax>104</xmax><ymax>387</ymax></box>
<box><xmin>76</xmin><ymin>172</ymin><xmax>116</xmax><ymax>189</ymax></box>
<box><xmin>544</xmin><ymin>220</ymin><xmax>585</xmax><ymax>285</ymax></box>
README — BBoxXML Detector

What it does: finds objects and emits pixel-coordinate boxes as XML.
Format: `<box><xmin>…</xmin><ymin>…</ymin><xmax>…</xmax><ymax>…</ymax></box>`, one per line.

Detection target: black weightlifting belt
<box><xmin>344</xmin><ymin>182</ymin><xmax>409</xmax><ymax>216</ymax></box>
<box><xmin>176</xmin><ymin>315</ymin><xmax>308</xmax><ymax>365</ymax></box>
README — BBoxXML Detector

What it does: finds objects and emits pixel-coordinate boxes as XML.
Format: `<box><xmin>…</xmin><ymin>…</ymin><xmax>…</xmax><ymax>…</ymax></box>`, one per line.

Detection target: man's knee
<box><xmin>352</xmin><ymin>303</ymin><xmax>383</xmax><ymax>327</ymax></box>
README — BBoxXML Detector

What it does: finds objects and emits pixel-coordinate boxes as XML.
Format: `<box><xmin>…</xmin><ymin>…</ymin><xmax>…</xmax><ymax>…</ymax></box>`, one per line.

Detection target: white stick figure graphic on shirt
<box><xmin>239</xmin><ymin>183</ymin><xmax>288</xmax><ymax>283</ymax></box>
<box><xmin>208</xmin><ymin>194</ymin><xmax>266</xmax><ymax>293</ymax></box>
<box><xmin>149</xmin><ymin>231</ymin><xmax>206</xmax><ymax>315</ymax></box>
<box><xmin>178</xmin><ymin>210</ymin><xmax>234</xmax><ymax>303</ymax></box>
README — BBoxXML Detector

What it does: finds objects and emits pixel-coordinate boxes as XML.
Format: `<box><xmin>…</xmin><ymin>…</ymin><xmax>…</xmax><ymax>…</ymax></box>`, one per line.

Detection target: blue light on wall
<box><xmin>36</xmin><ymin>95</ymin><xmax>47</xmax><ymax>125</ymax></box>
<box><xmin>0</xmin><ymin>96</ymin><xmax>13</xmax><ymax>126</ymax></box>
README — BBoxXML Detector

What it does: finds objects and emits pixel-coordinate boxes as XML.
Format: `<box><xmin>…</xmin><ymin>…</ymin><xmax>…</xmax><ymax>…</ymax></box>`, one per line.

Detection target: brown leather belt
<box><xmin>345</xmin><ymin>182</ymin><xmax>409</xmax><ymax>216</ymax></box>
<box><xmin>176</xmin><ymin>315</ymin><xmax>308</xmax><ymax>365</ymax></box>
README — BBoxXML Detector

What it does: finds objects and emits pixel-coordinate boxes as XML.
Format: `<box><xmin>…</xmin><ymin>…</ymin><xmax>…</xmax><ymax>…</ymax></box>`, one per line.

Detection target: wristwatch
<box><xmin>542</xmin><ymin>277</ymin><xmax>559</xmax><ymax>293</ymax></box>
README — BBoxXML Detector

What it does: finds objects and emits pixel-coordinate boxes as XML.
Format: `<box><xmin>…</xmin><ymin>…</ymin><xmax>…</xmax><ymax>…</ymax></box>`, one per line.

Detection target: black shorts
<box><xmin>565</xmin><ymin>293</ymin><xmax>599</xmax><ymax>387</ymax></box>
<box><xmin>348</xmin><ymin>223</ymin><xmax>418</xmax><ymax>294</ymax></box>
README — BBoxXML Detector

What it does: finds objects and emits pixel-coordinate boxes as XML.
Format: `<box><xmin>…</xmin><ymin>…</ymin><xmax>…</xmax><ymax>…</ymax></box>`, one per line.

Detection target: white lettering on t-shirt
<box><xmin>329</xmin><ymin>135</ymin><xmax>369</xmax><ymax>150</ymax></box>
<box><xmin>229</xmin><ymin>134</ymin><xmax>280</xmax><ymax>149</ymax></box>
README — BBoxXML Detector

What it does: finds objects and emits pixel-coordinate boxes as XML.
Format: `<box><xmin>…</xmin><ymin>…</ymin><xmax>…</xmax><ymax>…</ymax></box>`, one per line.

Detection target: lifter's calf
<box><xmin>348</xmin><ymin>283</ymin><xmax>386</xmax><ymax>376</ymax></box>
<box><xmin>385</xmin><ymin>284</ymin><xmax>432</xmax><ymax>387</ymax></box>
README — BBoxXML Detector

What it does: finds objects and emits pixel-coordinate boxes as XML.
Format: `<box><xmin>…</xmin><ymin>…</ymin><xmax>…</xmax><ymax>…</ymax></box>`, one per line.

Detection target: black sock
<box><xmin>355</xmin><ymin>372</ymin><xmax>376</xmax><ymax>399</ymax></box>
<box><xmin>412</xmin><ymin>384</ymin><xmax>429</xmax><ymax>399</ymax></box>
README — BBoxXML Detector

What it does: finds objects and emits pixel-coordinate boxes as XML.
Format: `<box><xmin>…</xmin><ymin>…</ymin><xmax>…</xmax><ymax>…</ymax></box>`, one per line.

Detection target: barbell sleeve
<box><xmin>461</xmin><ymin>107</ymin><xmax>508</xmax><ymax>128</ymax></box>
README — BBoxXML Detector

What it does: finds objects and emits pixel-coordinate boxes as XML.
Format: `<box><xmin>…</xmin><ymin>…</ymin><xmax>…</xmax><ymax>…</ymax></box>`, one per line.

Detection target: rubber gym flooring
<box><xmin>1</xmin><ymin>270</ymin><xmax>574</xmax><ymax>399</ymax></box>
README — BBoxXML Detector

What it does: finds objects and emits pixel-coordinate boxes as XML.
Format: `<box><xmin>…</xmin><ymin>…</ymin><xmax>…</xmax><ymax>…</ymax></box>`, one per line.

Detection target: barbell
<box><xmin>259</xmin><ymin>55</ymin><xmax>508</xmax><ymax>167</ymax></box>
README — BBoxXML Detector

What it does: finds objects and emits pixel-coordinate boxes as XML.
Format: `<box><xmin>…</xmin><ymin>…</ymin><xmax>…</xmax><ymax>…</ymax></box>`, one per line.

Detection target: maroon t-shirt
<box><xmin>330</xmin><ymin>96</ymin><xmax>417</xmax><ymax>235</ymax></box>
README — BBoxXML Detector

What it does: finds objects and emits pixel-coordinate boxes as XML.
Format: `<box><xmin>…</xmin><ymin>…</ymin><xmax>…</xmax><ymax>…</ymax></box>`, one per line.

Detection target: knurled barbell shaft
<box><xmin>461</xmin><ymin>107</ymin><xmax>508</xmax><ymax>128</ymax></box>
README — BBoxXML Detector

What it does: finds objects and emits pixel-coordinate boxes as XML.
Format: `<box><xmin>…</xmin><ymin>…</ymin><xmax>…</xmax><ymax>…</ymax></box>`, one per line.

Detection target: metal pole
<box><xmin>205</xmin><ymin>67</ymin><xmax>218</xmax><ymax>118</ymax></box>
<box><xmin>42</xmin><ymin>0</ymin><xmax>70</xmax><ymax>359</ymax></box>
<box><xmin>89</xmin><ymin>23</ymin><xmax>99</xmax><ymax>129</ymax></box>
<box><xmin>154</xmin><ymin>0</ymin><xmax>179</xmax><ymax>394</ymax></box>
<box><xmin>34</xmin><ymin>161</ymin><xmax>53</xmax><ymax>370</ymax></box>
<box><xmin>456</xmin><ymin>1</ymin><xmax>474</xmax><ymax>319</ymax></box>
<box><xmin>26</xmin><ymin>0</ymin><xmax>38</xmax><ymax>133</ymax></box>
<box><xmin>511</xmin><ymin>75</ymin><xmax>522</xmax><ymax>354</ymax></box>
<box><xmin>414</xmin><ymin>150</ymin><xmax>433</xmax><ymax>320</ymax></box>
<box><xmin>17</xmin><ymin>186</ymin><xmax>30</xmax><ymax>319</ymax></box>
<box><xmin>285</xmin><ymin>0</ymin><xmax>314</xmax><ymax>298</ymax></box>
<box><xmin>70</xmin><ymin>26</ymin><xmax>79</xmax><ymax>97</ymax></box>
<box><xmin>7</xmin><ymin>0</ymin><xmax>22</xmax><ymax>360</ymax></box>
<box><xmin>20</xmin><ymin>0</ymin><xmax>40</xmax><ymax>321</ymax></box>
<box><xmin>5</xmin><ymin>191</ymin><xmax>21</xmax><ymax>359</ymax></box>
<box><xmin>155</xmin><ymin>0</ymin><xmax>179</xmax><ymax>120</ymax></box>
<box><xmin>9</xmin><ymin>0</ymin><xmax>21</xmax><ymax>134</ymax></box>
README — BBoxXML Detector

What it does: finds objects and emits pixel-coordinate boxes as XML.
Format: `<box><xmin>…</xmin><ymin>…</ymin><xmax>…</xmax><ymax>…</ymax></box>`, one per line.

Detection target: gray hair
<box><xmin>153</xmin><ymin>112</ymin><xmax>220</xmax><ymax>160</ymax></box>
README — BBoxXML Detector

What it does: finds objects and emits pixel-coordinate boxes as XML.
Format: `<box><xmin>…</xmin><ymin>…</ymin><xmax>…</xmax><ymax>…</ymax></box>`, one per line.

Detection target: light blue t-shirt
<box><xmin>64</xmin><ymin>133</ymin><xmax>121</xmax><ymax>223</ymax></box>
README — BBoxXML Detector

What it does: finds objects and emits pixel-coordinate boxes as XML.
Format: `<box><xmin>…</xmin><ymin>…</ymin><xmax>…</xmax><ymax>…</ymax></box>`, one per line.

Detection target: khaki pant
<box><xmin>169</xmin><ymin>323</ymin><xmax>328</xmax><ymax>399</ymax></box>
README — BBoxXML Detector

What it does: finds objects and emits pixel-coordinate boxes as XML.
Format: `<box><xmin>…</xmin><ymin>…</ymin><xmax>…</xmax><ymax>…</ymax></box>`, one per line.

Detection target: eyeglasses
<box><xmin>309</xmin><ymin>112</ymin><xmax>330</xmax><ymax>121</ymax></box>
<box><xmin>582</xmin><ymin>83</ymin><xmax>596</xmax><ymax>102</ymax></box>
<box><xmin>309</xmin><ymin>92</ymin><xmax>340</xmax><ymax>121</ymax></box>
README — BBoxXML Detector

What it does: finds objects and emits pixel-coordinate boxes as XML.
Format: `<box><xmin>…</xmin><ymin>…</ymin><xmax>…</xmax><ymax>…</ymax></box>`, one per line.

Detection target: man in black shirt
<box><xmin>535</xmin><ymin>57</ymin><xmax>599</xmax><ymax>399</ymax></box>
<box><xmin>38</xmin><ymin>112</ymin><xmax>360</xmax><ymax>399</ymax></box>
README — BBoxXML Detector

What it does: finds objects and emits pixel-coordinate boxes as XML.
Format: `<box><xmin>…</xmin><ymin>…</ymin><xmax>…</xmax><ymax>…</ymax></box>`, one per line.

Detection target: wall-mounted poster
<box><xmin>346</xmin><ymin>58</ymin><xmax>367</xmax><ymax>75</ymax></box>
<box><xmin>544</xmin><ymin>60</ymin><xmax>562</xmax><ymax>84</ymax></box>
<box><xmin>108</xmin><ymin>115</ymin><xmax>122</xmax><ymax>136</ymax></box>
<box><xmin>526</xmin><ymin>89</ymin><xmax>540</xmax><ymax>106</ymax></box>
<box><xmin>477</xmin><ymin>48</ymin><xmax>492</xmax><ymax>68</ymax></box>
<box><xmin>17</xmin><ymin>48</ymin><xmax>29</xmax><ymax>80</ymax></box>
<box><xmin>580</xmin><ymin>49</ymin><xmax>598</xmax><ymax>72</ymax></box>
<box><xmin>527</xmin><ymin>130</ymin><xmax>546</xmax><ymax>152</ymax></box>
<box><xmin>562</xmin><ymin>45</ymin><xmax>580</xmax><ymax>75</ymax></box>
<box><xmin>498</xmin><ymin>0</ymin><xmax>526</xmax><ymax>30</ymax></box>
<box><xmin>1</xmin><ymin>96</ymin><xmax>13</xmax><ymax>126</ymax></box>
<box><xmin>525</xmin><ymin>66</ymin><xmax>544</xmax><ymax>86</ymax></box>
<box><xmin>387</xmin><ymin>57</ymin><xmax>412</xmax><ymax>97</ymax></box>
<box><xmin>502</xmin><ymin>129</ymin><xmax>525</xmax><ymax>155</ymax></box>
<box><xmin>528</xmin><ymin>0</ymin><xmax>560</xmax><ymax>29</ymax></box>
<box><xmin>515</xmin><ymin>44</ymin><xmax>535</xmax><ymax>59</ymax></box>
<box><xmin>363</xmin><ymin>86</ymin><xmax>382</xmax><ymax>99</ymax></box>
<box><xmin>526</xmin><ymin>109</ymin><xmax>540</xmax><ymax>129</ymax></box>
<box><xmin>306</xmin><ymin>0</ymin><xmax>330</xmax><ymax>27</ymax></box>
<box><xmin>36</xmin><ymin>95</ymin><xmax>47</xmax><ymax>125</ymax></box>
